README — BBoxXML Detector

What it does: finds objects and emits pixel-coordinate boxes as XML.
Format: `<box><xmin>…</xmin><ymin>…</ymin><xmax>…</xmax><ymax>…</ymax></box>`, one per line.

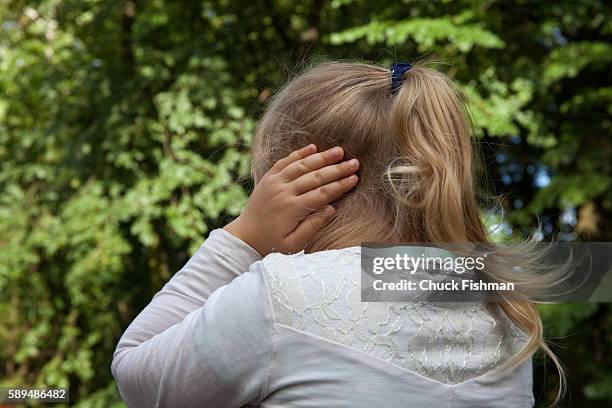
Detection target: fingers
<box><xmin>287</xmin><ymin>205</ymin><xmax>336</xmax><ymax>249</ymax></box>
<box><xmin>279</xmin><ymin>146</ymin><xmax>345</xmax><ymax>181</ymax></box>
<box><xmin>270</xmin><ymin>144</ymin><xmax>317</xmax><ymax>174</ymax></box>
<box><xmin>292</xmin><ymin>158</ymin><xmax>359</xmax><ymax>194</ymax></box>
<box><xmin>298</xmin><ymin>174</ymin><xmax>359</xmax><ymax>209</ymax></box>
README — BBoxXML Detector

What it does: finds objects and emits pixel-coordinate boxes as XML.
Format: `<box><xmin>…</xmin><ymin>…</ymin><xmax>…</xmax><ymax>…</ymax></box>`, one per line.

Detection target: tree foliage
<box><xmin>1</xmin><ymin>0</ymin><xmax>610</xmax><ymax>406</ymax></box>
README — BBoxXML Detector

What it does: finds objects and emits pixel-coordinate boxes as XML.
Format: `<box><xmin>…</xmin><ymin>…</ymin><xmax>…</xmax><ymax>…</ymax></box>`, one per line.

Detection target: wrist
<box><xmin>223</xmin><ymin>217</ymin><xmax>262</xmax><ymax>256</ymax></box>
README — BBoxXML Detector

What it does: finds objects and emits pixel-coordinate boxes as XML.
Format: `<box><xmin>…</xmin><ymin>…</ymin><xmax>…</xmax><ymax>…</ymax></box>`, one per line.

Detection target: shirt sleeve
<box><xmin>112</xmin><ymin>229</ymin><xmax>274</xmax><ymax>407</ymax></box>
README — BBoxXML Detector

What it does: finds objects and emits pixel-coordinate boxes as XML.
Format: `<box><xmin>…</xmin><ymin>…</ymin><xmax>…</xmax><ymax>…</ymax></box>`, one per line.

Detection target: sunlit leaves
<box><xmin>329</xmin><ymin>17</ymin><xmax>504</xmax><ymax>52</ymax></box>
<box><xmin>543</xmin><ymin>42</ymin><xmax>612</xmax><ymax>85</ymax></box>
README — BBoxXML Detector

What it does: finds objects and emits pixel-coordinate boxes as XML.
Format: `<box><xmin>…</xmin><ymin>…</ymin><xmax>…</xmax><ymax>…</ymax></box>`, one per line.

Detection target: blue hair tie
<box><xmin>390</xmin><ymin>62</ymin><xmax>412</xmax><ymax>95</ymax></box>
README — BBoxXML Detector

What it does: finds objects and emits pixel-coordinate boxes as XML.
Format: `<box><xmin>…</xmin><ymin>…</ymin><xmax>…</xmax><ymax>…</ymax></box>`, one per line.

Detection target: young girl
<box><xmin>112</xmin><ymin>62</ymin><xmax>559</xmax><ymax>407</ymax></box>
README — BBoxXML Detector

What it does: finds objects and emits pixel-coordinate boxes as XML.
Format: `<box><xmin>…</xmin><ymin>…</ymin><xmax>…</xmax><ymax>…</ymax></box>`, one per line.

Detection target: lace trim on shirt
<box><xmin>262</xmin><ymin>249</ymin><xmax>527</xmax><ymax>384</ymax></box>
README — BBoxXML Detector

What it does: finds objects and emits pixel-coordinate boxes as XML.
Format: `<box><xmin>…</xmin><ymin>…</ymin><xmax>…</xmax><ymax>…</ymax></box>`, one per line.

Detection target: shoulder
<box><xmin>261</xmin><ymin>248</ymin><xmax>361</xmax><ymax>287</ymax></box>
<box><xmin>190</xmin><ymin>262</ymin><xmax>276</xmax><ymax>383</ymax></box>
<box><xmin>261</xmin><ymin>248</ymin><xmax>361</xmax><ymax>293</ymax></box>
<box><xmin>258</xmin><ymin>248</ymin><xmax>362</xmax><ymax>332</ymax></box>
<box><xmin>193</xmin><ymin>261</ymin><xmax>274</xmax><ymax>343</ymax></box>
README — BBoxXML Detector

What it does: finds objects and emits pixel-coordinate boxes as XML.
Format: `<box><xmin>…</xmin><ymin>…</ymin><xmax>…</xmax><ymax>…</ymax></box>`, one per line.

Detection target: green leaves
<box><xmin>543</xmin><ymin>41</ymin><xmax>612</xmax><ymax>85</ymax></box>
<box><xmin>329</xmin><ymin>17</ymin><xmax>504</xmax><ymax>52</ymax></box>
<box><xmin>1</xmin><ymin>2</ymin><xmax>254</xmax><ymax>404</ymax></box>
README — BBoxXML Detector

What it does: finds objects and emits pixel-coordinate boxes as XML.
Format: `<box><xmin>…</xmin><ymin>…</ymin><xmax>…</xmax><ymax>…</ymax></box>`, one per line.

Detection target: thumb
<box><xmin>287</xmin><ymin>205</ymin><xmax>335</xmax><ymax>252</ymax></box>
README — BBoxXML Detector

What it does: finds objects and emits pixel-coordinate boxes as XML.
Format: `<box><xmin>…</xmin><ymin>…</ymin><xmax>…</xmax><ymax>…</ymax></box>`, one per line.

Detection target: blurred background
<box><xmin>0</xmin><ymin>0</ymin><xmax>610</xmax><ymax>406</ymax></box>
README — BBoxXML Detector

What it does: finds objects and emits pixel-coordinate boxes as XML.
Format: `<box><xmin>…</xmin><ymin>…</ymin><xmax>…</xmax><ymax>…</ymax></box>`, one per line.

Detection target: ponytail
<box><xmin>386</xmin><ymin>64</ymin><xmax>566</xmax><ymax>405</ymax></box>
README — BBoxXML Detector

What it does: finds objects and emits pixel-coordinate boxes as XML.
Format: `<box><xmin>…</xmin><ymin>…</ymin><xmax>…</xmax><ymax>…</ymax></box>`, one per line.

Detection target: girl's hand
<box><xmin>224</xmin><ymin>145</ymin><xmax>359</xmax><ymax>256</ymax></box>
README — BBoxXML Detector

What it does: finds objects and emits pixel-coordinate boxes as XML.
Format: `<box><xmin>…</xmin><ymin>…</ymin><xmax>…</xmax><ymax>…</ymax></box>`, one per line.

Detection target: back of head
<box><xmin>252</xmin><ymin>61</ymin><xmax>484</xmax><ymax>251</ymax></box>
<box><xmin>251</xmin><ymin>61</ymin><xmax>565</xmax><ymax>404</ymax></box>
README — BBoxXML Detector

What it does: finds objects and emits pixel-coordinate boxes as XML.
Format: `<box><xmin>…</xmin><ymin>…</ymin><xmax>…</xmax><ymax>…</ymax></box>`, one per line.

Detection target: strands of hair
<box><xmin>251</xmin><ymin>61</ymin><xmax>566</xmax><ymax>406</ymax></box>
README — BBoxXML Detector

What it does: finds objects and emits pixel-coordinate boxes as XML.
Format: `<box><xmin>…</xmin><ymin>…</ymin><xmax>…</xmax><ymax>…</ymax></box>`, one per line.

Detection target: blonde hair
<box><xmin>251</xmin><ymin>61</ymin><xmax>564</xmax><ymax>403</ymax></box>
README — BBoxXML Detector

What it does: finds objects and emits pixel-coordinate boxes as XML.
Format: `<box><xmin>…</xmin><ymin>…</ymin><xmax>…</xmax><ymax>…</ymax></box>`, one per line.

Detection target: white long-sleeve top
<box><xmin>112</xmin><ymin>229</ymin><xmax>534</xmax><ymax>407</ymax></box>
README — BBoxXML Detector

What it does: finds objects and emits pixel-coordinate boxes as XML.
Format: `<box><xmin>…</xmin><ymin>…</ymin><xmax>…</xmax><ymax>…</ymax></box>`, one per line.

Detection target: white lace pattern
<box><xmin>263</xmin><ymin>248</ymin><xmax>527</xmax><ymax>384</ymax></box>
